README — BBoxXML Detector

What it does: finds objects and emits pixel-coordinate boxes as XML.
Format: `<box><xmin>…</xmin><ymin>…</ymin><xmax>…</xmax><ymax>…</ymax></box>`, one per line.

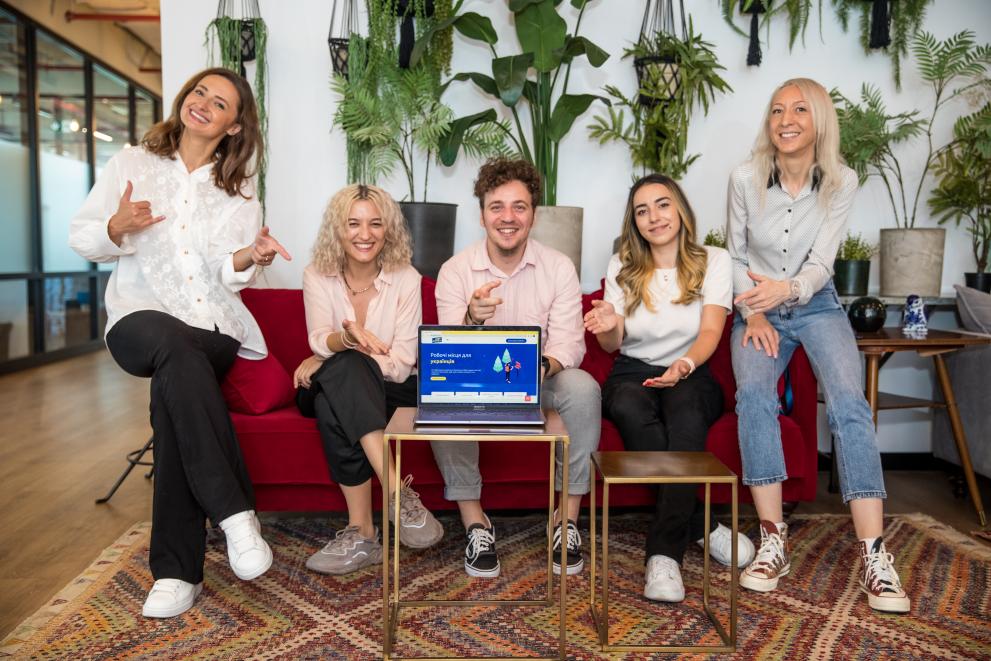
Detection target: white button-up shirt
<box><xmin>69</xmin><ymin>146</ymin><xmax>267</xmax><ymax>358</ymax></box>
<box><xmin>726</xmin><ymin>160</ymin><xmax>858</xmax><ymax>318</ymax></box>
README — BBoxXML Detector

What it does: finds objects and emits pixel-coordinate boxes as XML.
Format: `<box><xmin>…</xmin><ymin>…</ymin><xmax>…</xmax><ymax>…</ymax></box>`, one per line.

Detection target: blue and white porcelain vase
<box><xmin>901</xmin><ymin>295</ymin><xmax>928</xmax><ymax>336</ymax></box>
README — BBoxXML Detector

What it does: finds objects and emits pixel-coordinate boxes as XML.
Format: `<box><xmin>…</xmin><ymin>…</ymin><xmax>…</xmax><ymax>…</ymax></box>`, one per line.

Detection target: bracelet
<box><xmin>340</xmin><ymin>328</ymin><xmax>358</xmax><ymax>350</ymax></box>
<box><xmin>676</xmin><ymin>356</ymin><xmax>696</xmax><ymax>376</ymax></box>
<box><xmin>464</xmin><ymin>308</ymin><xmax>478</xmax><ymax>326</ymax></box>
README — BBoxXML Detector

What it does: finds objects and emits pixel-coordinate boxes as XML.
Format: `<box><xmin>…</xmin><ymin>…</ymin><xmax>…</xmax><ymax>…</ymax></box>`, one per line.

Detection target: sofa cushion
<box><xmin>955</xmin><ymin>284</ymin><xmax>991</xmax><ymax>334</ymax></box>
<box><xmin>240</xmin><ymin>288</ymin><xmax>311</xmax><ymax>377</ymax></box>
<box><xmin>222</xmin><ymin>354</ymin><xmax>295</xmax><ymax>415</ymax></box>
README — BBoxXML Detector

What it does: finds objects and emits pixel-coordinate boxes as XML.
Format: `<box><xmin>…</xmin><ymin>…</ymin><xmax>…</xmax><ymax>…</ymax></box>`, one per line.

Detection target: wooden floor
<box><xmin>1</xmin><ymin>349</ymin><xmax>989</xmax><ymax>638</ymax></box>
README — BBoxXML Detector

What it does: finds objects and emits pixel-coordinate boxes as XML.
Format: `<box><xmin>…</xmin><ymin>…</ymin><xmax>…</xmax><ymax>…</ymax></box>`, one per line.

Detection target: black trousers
<box><xmin>296</xmin><ymin>351</ymin><xmax>416</xmax><ymax>486</ymax></box>
<box><xmin>106</xmin><ymin>310</ymin><xmax>254</xmax><ymax>584</ymax></box>
<box><xmin>602</xmin><ymin>355</ymin><xmax>724</xmax><ymax>563</ymax></box>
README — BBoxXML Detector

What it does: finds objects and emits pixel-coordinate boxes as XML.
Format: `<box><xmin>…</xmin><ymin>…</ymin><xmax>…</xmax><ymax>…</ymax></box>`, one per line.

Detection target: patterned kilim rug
<box><xmin>2</xmin><ymin>513</ymin><xmax>989</xmax><ymax>660</ymax></box>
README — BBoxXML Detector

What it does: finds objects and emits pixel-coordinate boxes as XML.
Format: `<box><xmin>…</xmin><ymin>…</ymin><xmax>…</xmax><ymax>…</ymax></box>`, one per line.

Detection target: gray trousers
<box><xmin>430</xmin><ymin>368</ymin><xmax>601</xmax><ymax>501</ymax></box>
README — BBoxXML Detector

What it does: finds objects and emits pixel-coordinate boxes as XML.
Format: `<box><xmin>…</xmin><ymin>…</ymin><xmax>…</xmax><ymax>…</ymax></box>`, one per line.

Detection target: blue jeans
<box><xmin>731</xmin><ymin>282</ymin><xmax>886</xmax><ymax>503</ymax></box>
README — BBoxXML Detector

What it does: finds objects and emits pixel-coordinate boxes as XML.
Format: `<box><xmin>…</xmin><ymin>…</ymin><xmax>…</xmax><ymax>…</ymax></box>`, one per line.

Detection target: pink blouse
<box><xmin>302</xmin><ymin>263</ymin><xmax>422</xmax><ymax>383</ymax></box>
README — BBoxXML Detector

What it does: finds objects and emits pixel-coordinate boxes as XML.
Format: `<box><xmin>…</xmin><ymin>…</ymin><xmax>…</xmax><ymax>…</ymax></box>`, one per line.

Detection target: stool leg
<box><xmin>933</xmin><ymin>354</ymin><xmax>987</xmax><ymax>527</ymax></box>
<box><xmin>95</xmin><ymin>436</ymin><xmax>154</xmax><ymax>504</ymax></box>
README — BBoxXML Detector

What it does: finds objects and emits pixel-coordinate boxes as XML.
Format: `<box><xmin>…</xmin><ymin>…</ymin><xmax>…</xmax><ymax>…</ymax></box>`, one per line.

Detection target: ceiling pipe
<box><xmin>64</xmin><ymin>12</ymin><xmax>160</xmax><ymax>23</ymax></box>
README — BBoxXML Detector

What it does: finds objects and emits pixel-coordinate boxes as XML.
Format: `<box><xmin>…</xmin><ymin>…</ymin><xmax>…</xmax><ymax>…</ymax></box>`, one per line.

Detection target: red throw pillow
<box><xmin>222</xmin><ymin>353</ymin><xmax>296</xmax><ymax>415</ymax></box>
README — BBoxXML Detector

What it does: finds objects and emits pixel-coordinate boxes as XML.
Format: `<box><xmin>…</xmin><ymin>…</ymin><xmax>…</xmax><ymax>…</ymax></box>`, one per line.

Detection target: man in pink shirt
<box><xmin>433</xmin><ymin>158</ymin><xmax>601</xmax><ymax>578</ymax></box>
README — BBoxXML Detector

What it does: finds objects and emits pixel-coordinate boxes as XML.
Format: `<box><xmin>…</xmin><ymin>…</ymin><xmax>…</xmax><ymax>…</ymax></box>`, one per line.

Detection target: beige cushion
<box><xmin>954</xmin><ymin>285</ymin><xmax>991</xmax><ymax>334</ymax></box>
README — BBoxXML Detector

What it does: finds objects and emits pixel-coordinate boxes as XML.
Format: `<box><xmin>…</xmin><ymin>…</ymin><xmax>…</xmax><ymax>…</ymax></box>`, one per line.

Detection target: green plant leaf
<box><xmin>492</xmin><ymin>54</ymin><xmax>534</xmax><ymax>107</ymax></box>
<box><xmin>452</xmin><ymin>12</ymin><xmax>498</xmax><ymax>45</ymax></box>
<box><xmin>560</xmin><ymin>36</ymin><xmax>609</xmax><ymax>67</ymax></box>
<box><xmin>439</xmin><ymin>109</ymin><xmax>500</xmax><ymax>166</ymax></box>
<box><xmin>443</xmin><ymin>72</ymin><xmax>500</xmax><ymax>98</ymax></box>
<box><xmin>515</xmin><ymin>1</ymin><xmax>567</xmax><ymax>72</ymax></box>
<box><xmin>548</xmin><ymin>93</ymin><xmax>606</xmax><ymax>142</ymax></box>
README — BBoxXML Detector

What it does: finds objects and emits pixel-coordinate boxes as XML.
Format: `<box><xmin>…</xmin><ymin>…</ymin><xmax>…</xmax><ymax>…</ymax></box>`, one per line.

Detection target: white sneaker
<box><xmin>219</xmin><ymin>510</ymin><xmax>272</xmax><ymax>580</ymax></box>
<box><xmin>141</xmin><ymin>579</ymin><xmax>203</xmax><ymax>618</ymax></box>
<box><xmin>696</xmin><ymin>522</ymin><xmax>756</xmax><ymax>568</ymax></box>
<box><xmin>644</xmin><ymin>555</ymin><xmax>685</xmax><ymax>602</ymax></box>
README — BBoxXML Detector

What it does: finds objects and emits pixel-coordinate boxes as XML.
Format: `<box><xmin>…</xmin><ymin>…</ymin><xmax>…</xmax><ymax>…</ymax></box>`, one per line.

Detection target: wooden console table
<box><xmin>855</xmin><ymin>328</ymin><xmax>990</xmax><ymax>526</ymax></box>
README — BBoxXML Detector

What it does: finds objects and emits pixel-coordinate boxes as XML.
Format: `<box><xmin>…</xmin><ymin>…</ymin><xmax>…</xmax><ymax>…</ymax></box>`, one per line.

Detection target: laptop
<box><xmin>414</xmin><ymin>325</ymin><xmax>545</xmax><ymax>426</ymax></box>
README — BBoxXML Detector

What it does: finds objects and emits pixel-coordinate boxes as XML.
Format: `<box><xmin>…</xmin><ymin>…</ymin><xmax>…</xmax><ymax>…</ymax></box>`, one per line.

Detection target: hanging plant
<box><xmin>589</xmin><ymin>17</ymin><xmax>731</xmax><ymax>179</ymax></box>
<box><xmin>831</xmin><ymin>0</ymin><xmax>932</xmax><ymax>90</ymax></box>
<box><xmin>327</xmin><ymin>0</ymin><xmax>361</xmax><ymax>78</ymax></box>
<box><xmin>205</xmin><ymin>0</ymin><xmax>269</xmax><ymax>205</ymax></box>
<box><xmin>719</xmin><ymin>0</ymin><xmax>818</xmax><ymax>65</ymax></box>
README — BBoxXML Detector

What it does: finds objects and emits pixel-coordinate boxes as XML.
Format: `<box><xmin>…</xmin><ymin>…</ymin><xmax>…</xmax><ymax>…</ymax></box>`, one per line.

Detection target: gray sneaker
<box><xmin>389</xmin><ymin>475</ymin><xmax>444</xmax><ymax>549</ymax></box>
<box><xmin>305</xmin><ymin>526</ymin><xmax>382</xmax><ymax>575</ymax></box>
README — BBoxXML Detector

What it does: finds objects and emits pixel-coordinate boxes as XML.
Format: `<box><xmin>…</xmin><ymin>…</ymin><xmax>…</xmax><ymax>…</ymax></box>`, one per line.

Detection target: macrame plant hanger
<box><xmin>868</xmin><ymin>0</ymin><xmax>892</xmax><ymax>49</ymax></box>
<box><xmin>394</xmin><ymin>0</ymin><xmax>436</xmax><ymax>69</ymax></box>
<box><xmin>328</xmin><ymin>0</ymin><xmax>361</xmax><ymax>78</ymax></box>
<box><xmin>634</xmin><ymin>0</ymin><xmax>687</xmax><ymax>107</ymax></box>
<box><xmin>741</xmin><ymin>0</ymin><xmax>766</xmax><ymax>66</ymax></box>
<box><xmin>215</xmin><ymin>0</ymin><xmax>263</xmax><ymax>77</ymax></box>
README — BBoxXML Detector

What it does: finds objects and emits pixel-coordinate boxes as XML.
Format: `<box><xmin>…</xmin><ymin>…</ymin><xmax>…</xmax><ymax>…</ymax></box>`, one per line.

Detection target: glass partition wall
<box><xmin>0</xmin><ymin>3</ymin><xmax>160</xmax><ymax>372</ymax></box>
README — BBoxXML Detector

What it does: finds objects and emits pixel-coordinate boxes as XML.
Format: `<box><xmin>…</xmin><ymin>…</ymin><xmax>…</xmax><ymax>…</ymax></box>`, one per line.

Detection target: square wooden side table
<box><xmin>589</xmin><ymin>451</ymin><xmax>738</xmax><ymax>654</ymax></box>
<box><xmin>382</xmin><ymin>407</ymin><xmax>570</xmax><ymax>661</ymax></box>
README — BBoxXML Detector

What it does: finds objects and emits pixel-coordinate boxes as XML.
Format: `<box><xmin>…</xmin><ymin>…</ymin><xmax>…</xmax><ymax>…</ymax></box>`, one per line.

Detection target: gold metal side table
<box><xmin>590</xmin><ymin>451</ymin><xmax>738</xmax><ymax>654</ymax></box>
<box><xmin>382</xmin><ymin>407</ymin><xmax>570</xmax><ymax>661</ymax></box>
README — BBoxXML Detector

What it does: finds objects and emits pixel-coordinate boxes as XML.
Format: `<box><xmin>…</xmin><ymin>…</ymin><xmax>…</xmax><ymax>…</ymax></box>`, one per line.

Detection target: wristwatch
<box><xmin>540</xmin><ymin>356</ymin><xmax>551</xmax><ymax>375</ymax></box>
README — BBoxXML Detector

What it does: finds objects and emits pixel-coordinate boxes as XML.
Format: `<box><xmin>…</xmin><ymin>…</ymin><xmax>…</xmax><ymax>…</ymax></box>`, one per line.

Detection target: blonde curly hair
<box><xmin>311</xmin><ymin>184</ymin><xmax>413</xmax><ymax>275</ymax></box>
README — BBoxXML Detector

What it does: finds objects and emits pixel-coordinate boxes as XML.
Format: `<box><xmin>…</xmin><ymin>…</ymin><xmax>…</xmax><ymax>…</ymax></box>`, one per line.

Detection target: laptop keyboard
<box><xmin>419</xmin><ymin>407</ymin><xmax>540</xmax><ymax>421</ymax></box>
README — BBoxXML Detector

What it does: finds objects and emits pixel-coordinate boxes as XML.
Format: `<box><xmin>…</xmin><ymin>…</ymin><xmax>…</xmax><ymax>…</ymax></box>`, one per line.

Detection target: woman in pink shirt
<box><xmin>293</xmin><ymin>184</ymin><xmax>443</xmax><ymax>575</ymax></box>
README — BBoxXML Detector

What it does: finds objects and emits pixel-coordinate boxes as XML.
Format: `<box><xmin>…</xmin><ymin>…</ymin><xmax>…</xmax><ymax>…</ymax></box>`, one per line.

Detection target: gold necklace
<box><xmin>342</xmin><ymin>270</ymin><xmax>377</xmax><ymax>296</ymax></box>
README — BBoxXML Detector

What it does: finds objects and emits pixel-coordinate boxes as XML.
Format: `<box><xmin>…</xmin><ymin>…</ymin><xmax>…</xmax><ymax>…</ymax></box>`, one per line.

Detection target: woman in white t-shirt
<box><xmin>69</xmin><ymin>68</ymin><xmax>290</xmax><ymax>618</ymax></box>
<box><xmin>584</xmin><ymin>174</ymin><xmax>754</xmax><ymax>602</ymax></box>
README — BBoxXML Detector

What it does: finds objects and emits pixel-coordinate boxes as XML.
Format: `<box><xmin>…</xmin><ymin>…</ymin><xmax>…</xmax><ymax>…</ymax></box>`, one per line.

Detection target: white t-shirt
<box><xmin>604</xmin><ymin>246</ymin><xmax>733</xmax><ymax>367</ymax></box>
<box><xmin>68</xmin><ymin>146</ymin><xmax>267</xmax><ymax>358</ymax></box>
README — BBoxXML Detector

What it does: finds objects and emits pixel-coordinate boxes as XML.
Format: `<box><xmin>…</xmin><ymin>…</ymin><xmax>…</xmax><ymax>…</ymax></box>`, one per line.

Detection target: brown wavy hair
<box><xmin>473</xmin><ymin>157</ymin><xmax>542</xmax><ymax>208</ymax></box>
<box><xmin>141</xmin><ymin>67</ymin><xmax>262</xmax><ymax>198</ymax></box>
<box><xmin>311</xmin><ymin>184</ymin><xmax>413</xmax><ymax>275</ymax></box>
<box><xmin>616</xmin><ymin>174</ymin><xmax>708</xmax><ymax>315</ymax></box>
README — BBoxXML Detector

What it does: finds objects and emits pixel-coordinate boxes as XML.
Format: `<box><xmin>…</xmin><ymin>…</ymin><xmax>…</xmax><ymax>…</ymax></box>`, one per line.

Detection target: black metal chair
<box><xmin>95</xmin><ymin>436</ymin><xmax>154</xmax><ymax>504</ymax></box>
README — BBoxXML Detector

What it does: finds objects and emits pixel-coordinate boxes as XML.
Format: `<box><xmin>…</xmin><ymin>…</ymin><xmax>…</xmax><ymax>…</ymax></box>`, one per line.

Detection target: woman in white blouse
<box><xmin>727</xmin><ymin>78</ymin><xmax>909</xmax><ymax>613</ymax></box>
<box><xmin>584</xmin><ymin>174</ymin><xmax>754</xmax><ymax>602</ymax></box>
<box><xmin>292</xmin><ymin>184</ymin><xmax>443</xmax><ymax>576</ymax></box>
<box><xmin>69</xmin><ymin>68</ymin><xmax>290</xmax><ymax>618</ymax></box>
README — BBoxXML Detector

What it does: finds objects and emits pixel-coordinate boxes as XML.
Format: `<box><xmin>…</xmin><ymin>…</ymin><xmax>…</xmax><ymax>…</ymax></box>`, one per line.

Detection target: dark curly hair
<box><xmin>473</xmin><ymin>157</ymin><xmax>542</xmax><ymax>209</ymax></box>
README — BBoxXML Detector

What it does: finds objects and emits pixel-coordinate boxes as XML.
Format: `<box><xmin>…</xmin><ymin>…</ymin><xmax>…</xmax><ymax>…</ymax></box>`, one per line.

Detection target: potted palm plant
<box><xmin>834</xmin><ymin>232</ymin><xmax>879</xmax><ymax>296</ymax></box>
<box><xmin>333</xmin><ymin>0</ymin><xmax>508</xmax><ymax>279</ymax></box>
<box><xmin>929</xmin><ymin>102</ymin><xmax>991</xmax><ymax>292</ymax></box>
<box><xmin>412</xmin><ymin>0</ymin><xmax>610</xmax><ymax>274</ymax></box>
<box><xmin>833</xmin><ymin>30</ymin><xmax>991</xmax><ymax>297</ymax></box>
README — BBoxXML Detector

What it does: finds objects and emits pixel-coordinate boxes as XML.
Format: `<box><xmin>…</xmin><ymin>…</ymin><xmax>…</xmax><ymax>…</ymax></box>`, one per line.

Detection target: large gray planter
<box><xmin>399</xmin><ymin>202</ymin><xmax>457</xmax><ymax>280</ymax></box>
<box><xmin>879</xmin><ymin>228</ymin><xmax>946</xmax><ymax>298</ymax></box>
<box><xmin>531</xmin><ymin>206</ymin><xmax>583</xmax><ymax>276</ymax></box>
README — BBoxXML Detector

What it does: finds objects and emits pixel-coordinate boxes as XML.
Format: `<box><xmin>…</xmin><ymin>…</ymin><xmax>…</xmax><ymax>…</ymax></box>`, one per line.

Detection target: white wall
<box><xmin>160</xmin><ymin>1</ymin><xmax>991</xmax><ymax>453</ymax></box>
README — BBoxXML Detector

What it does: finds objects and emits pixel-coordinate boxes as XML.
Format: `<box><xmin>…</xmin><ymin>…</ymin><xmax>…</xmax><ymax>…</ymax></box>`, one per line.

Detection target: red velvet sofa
<box><xmin>225</xmin><ymin>280</ymin><xmax>819</xmax><ymax>512</ymax></box>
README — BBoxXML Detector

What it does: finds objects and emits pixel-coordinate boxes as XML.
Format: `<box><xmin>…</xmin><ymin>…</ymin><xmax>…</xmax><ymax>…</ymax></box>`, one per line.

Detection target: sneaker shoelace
<box><xmin>646</xmin><ymin>558</ymin><xmax>679</xmax><ymax>584</ymax></box>
<box><xmin>150</xmin><ymin>579</ymin><xmax>183</xmax><ymax>598</ymax></box>
<box><xmin>553</xmin><ymin>521</ymin><xmax>581</xmax><ymax>554</ymax></box>
<box><xmin>864</xmin><ymin>548</ymin><xmax>903</xmax><ymax>594</ymax></box>
<box><xmin>227</xmin><ymin>519</ymin><xmax>265</xmax><ymax>555</ymax></box>
<box><xmin>397</xmin><ymin>475</ymin><xmax>427</xmax><ymax>526</ymax></box>
<box><xmin>749</xmin><ymin>528</ymin><xmax>785</xmax><ymax>574</ymax></box>
<box><xmin>466</xmin><ymin>526</ymin><xmax>495</xmax><ymax>561</ymax></box>
<box><xmin>323</xmin><ymin>526</ymin><xmax>365</xmax><ymax>556</ymax></box>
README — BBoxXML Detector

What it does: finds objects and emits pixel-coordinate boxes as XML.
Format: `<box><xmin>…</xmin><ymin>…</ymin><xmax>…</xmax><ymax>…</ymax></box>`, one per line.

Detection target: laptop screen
<box><xmin>418</xmin><ymin>326</ymin><xmax>541</xmax><ymax>405</ymax></box>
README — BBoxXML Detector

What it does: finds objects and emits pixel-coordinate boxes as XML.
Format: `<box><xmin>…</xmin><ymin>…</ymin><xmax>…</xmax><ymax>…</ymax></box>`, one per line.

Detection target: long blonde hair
<box><xmin>751</xmin><ymin>77</ymin><xmax>845</xmax><ymax>208</ymax></box>
<box><xmin>311</xmin><ymin>184</ymin><xmax>413</xmax><ymax>275</ymax></box>
<box><xmin>142</xmin><ymin>67</ymin><xmax>261</xmax><ymax>198</ymax></box>
<box><xmin>616</xmin><ymin>174</ymin><xmax>708</xmax><ymax>316</ymax></box>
